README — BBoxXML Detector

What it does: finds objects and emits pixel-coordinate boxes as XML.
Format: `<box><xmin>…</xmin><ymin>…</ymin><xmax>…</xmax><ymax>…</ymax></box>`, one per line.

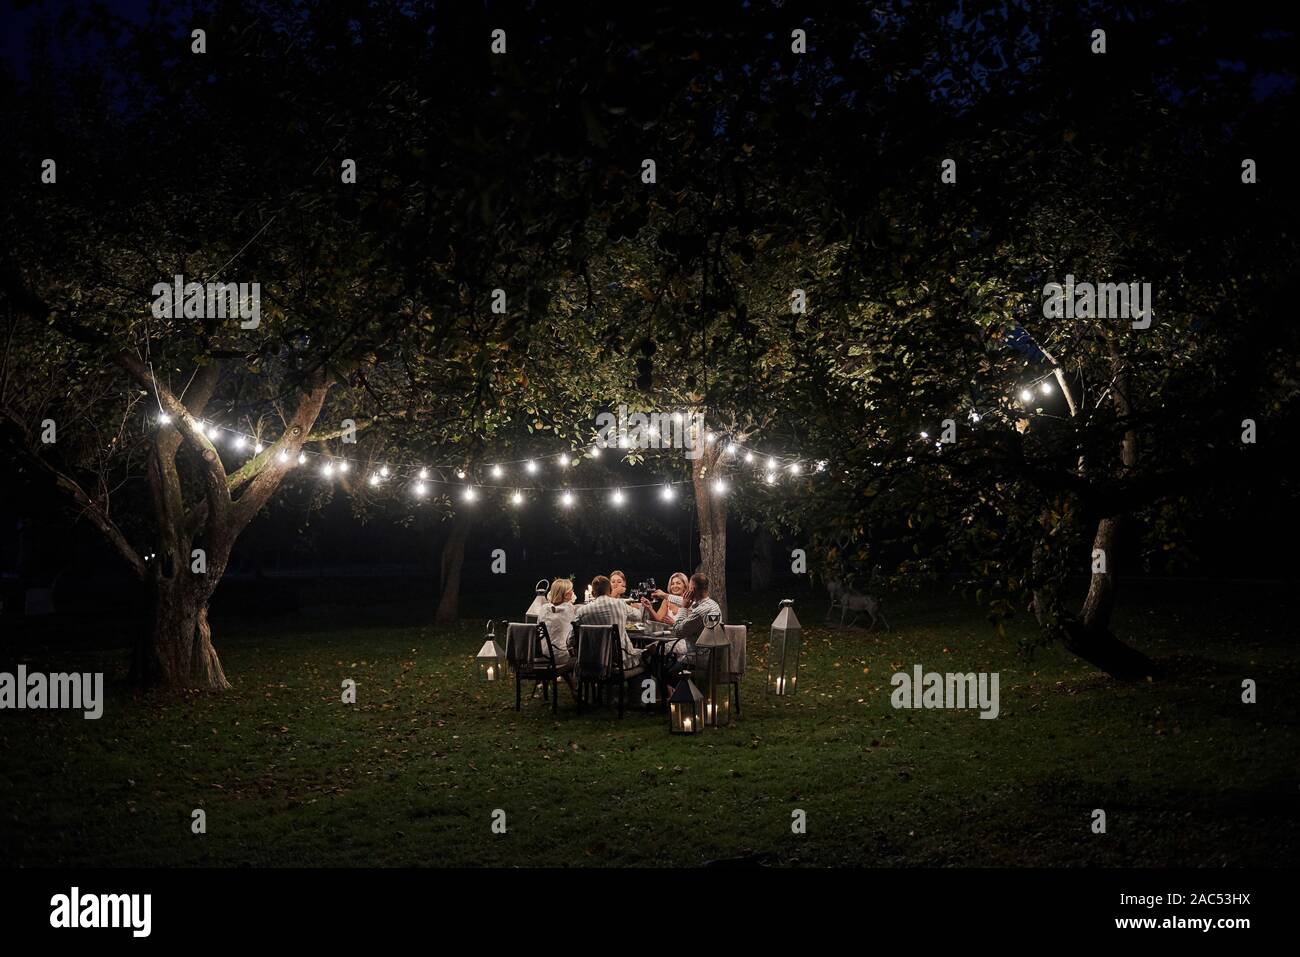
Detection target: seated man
<box><xmin>645</xmin><ymin>573</ymin><xmax>721</xmax><ymax>688</ymax></box>
<box><xmin>573</xmin><ymin>575</ymin><xmax>642</xmax><ymax>669</ymax></box>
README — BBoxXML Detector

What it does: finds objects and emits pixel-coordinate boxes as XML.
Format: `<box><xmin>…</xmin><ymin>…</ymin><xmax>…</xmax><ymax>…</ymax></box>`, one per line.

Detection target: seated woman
<box><xmin>611</xmin><ymin>569</ymin><xmax>644</xmax><ymax>623</ymax></box>
<box><xmin>535</xmin><ymin>578</ymin><xmax>577</xmax><ymax>667</ymax></box>
<box><xmin>641</xmin><ymin>571</ymin><xmax>689</xmax><ymax>625</ymax></box>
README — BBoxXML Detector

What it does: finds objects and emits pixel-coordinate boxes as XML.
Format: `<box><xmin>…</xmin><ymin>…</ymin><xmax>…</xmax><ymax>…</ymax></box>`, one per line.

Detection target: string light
<box><xmin>254</xmin><ymin>442</ymin><xmax>264</xmax><ymax>454</ymax></box>
<box><xmin>725</xmin><ymin>442</ymin><xmax>737</xmax><ymax>456</ymax></box>
<box><xmin>712</xmin><ymin>478</ymin><xmax>727</xmax><ymax>495</ymax></box>
<box><xmin>559</xmin><ymin>453</ymin><xmax>570</xmax><ymax>467</ymax></box>
<box><xmin>765</xmin><ymin>472</ymin><xmax>777</xmax><ymax>485</ymax></box>
<box><xmin>157</xmin><ymin>413</ymin><xmax>171</xmax><ymax>425</ymax></box>
<box><xmin>420</xmin><ymin>468</ymin><xmax>430</xmax><ymax>480</ymax></box>
<box><xmin>297</xmin><ymin>452</ymin><xmax>307</xmax><ymax>465</ymax></box>
<box><xmin>611</xmin><ymin>489</ymin><xmax>626</xmax><ymax>507</ymax></box>
<box><xmin>561</xmin><ymin>491</ymin><xmax>574</xmax><ymax>507</ymax></box>
<box><xmin>1019</xmin><ymin>389</ymin><xmax>1033</xmax><ymax>402</ymax></box>
<box><xmin>744</xmin><ymin>451</ymin><xmax>754</xmax><ymax>464</ymax></box>
<box><xmin>380</xmin><ymin>465</ymin><xmax>390</xmax><ymax>477</ymax></box>
<box><xmin>462</xmin><ymin>486</ymin><xmax>477</xmax><ymax>502</ymax></box>
<box><xmin>322</xmin><ymin>462</ymin><xmax>334</xmax><ymax>477</ymax></box>
<box><xmin>233</xmin><ymin>435</ymin><xmax>246</xmax><ymax>450</ymax></box>
<box><xmin>789</xmin><ymin>462</ymin><xmax>801</xmax><ymax>474</ymax></box>
<box><xmin>1041</xmin><ymin>381</ymin><xmax>1053</xmax><ymax>395</ymax></box>
<box><xmin>589</xmin><ymin>446</ymin><xmax>601</xmax><ymax>458</ymax></box>
<box><xmin>278</xmin><ymin>450</ymin><xmax>289</xmax><ymax>463</ymax></box>
<box><xmin>454</xmin><ymin>468</ymin><xmax>464</xmax><ymax>479</ymax></box>
<box><xmin>525</xmin><ymin>460</ymin><xmax>537</xmax><ymax>474</ymax></box>
<box><xmin>368</xmin><ymin>474</ymin><xmax>380</xmax><ymax>486</ymax></box>
<box><xmin>206</xmin><ymin>424</ymin><xmax>220</xmax><ymax>440</ymax></box>
<box><xmin>661</xmin><ymin>485</ymin><xmax>675</xmax><ymax>501</ymax></box>
<box><xmin>511</xmin><ymin>491</ymin><xmax>523</xmax><ymax>505</ymax></box>
<box><xmin>414</xmin><ymin>481</ymin><xmax>428</xmax><ymax>497</ymax></box>
<box><xmin>338</xmin><ymin>461</ymin><xmax>349</xmax><ymax>473</ymax></box>
<box><xmin>766</xmin><ymin>457</ymin><xmax>777</xmax><ymax>470</ymax></box>
<box><xmin>491</xmin><ymin>464</ymin><xmax>503</xmax><ymax>478</ymax></box>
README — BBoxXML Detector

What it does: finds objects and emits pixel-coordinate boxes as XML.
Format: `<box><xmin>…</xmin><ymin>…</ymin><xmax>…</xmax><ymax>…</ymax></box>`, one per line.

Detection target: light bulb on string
<box><xmin>712</xmin><ymin>478</ymin><xmax>727</xmax><ymax>495</ymax></box>
<box><xmin>1041</xmin><ymin>381</ymin><xmax>1053</xmax><ymax>395</ymax></box>
<box><xmin>725</xmin><ymin>442</ymin><xmax>737</xmax><ymax>456</ymax></box>
<box><xmin>206</xmin><ymin>424</ymin><xmax>220</xmax><ymax>440</ymax></box>
<box><xmin>765</xmin><ymin>472</ymin><xmax>777</xmax><ymax>485</ymax></box>
<box><xmin>611</xmin><ymin>489</ymin><xmax>625</xmax><ymax>507</ymax></box>
<box><xmin>338</xmin><ymin>461</ymin><xmax>349</xmax><ymax>473</ymax></box>
<box><xmin>661</xmin><ymin>485</ymin><xmax>675</xmax><ymax>502</ymax></box>
<box><xmin>561</xmin><ymin>491</ymin><xmax>574</xmax><ymax>508</ymax></box>
<box><xmin>419</xmin><ymin>468</ymin><xmax>429</xmax><ymax>480</ymax></box>
<box><xmin>463</xmin><ymin>487</ymin><xmax>477</xmax><ymax>503</ymax></box>
<box><xmin>322</xmin><ymin>462</ymin><xmax>334</xmax><ymax>477</ymax></box>
<box><xmin>278</xmin><ymin>450</ymin><xmax>289</xmax><ymax>463</ymax></box>
<box><xmin>297</xmin><ymin>452</ymin><xmax>307</xmax><ymax>465</ymax></box>
<box><xmin>525</xmin><ymin>460</ymin><xmax>537</xmax><ymax>474</ymax></box>
<box><xmin>790</xmin><ymin>462</ymin><xmax>801</xmax><ymax>475</ymax></box>
<box><xmin>705</xmin><ymin>431</ymin><xmax>716</xmax><ymax>445</ymax></box>
<box><xmin>511</xmin><ymin>491</ymin><xmax>523</xmax><ymax>506</ymax></box>
<box><xmin>254</xmin><ymin>442</ymin><xmax>264</xmax><ymax>454</ymax></box>
<box><xmin>1019</xmin><ymin>389</ymin><xmax>1033</xmax><ymax>402</ymax></box>
<box><xmin>766</xmin><ymin>457</ymin><xmax>777</xmax><ymax>470</ymax></box>
<box><xmin>491</xmin><ymin>464</ymin><xmax>503</xmax><ymax>479</ymax></box>
<box><xmin>233</xmin><ymin>435</ymin><xmax>246</xmax><ymax>451</ymax></box>
<box><xmin>414</xmin><ymin>481</ymin><xmax>428</xmax><ymax>497</ymax></box>
<box><xmin>744</xmin><ymin>451</ymin><xmax>754</xmax><ymax>464</ymax></box>
<box><xmin>589</xmin><ymin>446</ymin><xmax>601</xmax><ymax>458</ymax></box>
<box><xmin>368</xmin><ymin>474</ymin><xmax>380</xmax><ymax>487</ymax></box>
<box><xmin>379</xmin><ymin>465</ymin><xmax>390</xmax><ymax>477</ymax></box>
<box><xmin>559</xmin><ymin>453</ymin><xmax>570</xmax><ymax>467</ymax></box>
<box><xmin>455</xmin><ymin>468</ymin><xmax>465</xmax><ymax>479</ymax></box>
<box><xmin>157</xmin><ymin>413</ymin><xmax>171</xmax><ymax>425</ymax></box>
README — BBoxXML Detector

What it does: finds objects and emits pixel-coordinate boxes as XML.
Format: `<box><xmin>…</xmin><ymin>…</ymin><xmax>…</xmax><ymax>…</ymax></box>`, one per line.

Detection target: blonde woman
<box><xmin>536</xmin><ymin>578</ymin><xmax>577</xmax><ymax>666</ymax></box>
<box><xmin>642</xmin><ymin>571</ymin><xmax>689</xmax><ymax>624</ymax></box>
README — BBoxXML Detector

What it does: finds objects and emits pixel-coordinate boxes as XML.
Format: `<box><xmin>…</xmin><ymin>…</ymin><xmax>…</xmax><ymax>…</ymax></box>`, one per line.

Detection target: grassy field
<box><xmin>1</xmin><ymin>584</ymin><xmax>1296</xmax><ymax>867</ymax></box>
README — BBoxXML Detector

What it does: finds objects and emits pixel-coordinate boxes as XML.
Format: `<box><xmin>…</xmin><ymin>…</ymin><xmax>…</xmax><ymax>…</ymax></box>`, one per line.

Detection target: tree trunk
<box><xmin>435</xmin><ymin>510</ymin><xmax>471</xmax><ymax>624</ymax></box>
<box><xmin>1060</xmin><ymin>514</ymin><xmax>1158</xmax><ymax>680</ymax></box>
<box><xmin>133</xmin><ymin>580</ymin><xmax>230</xmax><ymax>690</ymax></box>
<box><xmin>750</xmin><ymin>527</ymin><xmax>774</xmax><ymax>592</ymax></box>
<box><xmin>692</xmin><ymin>445</ymin><xmax>728</xmax><ymax>621</ymax></box>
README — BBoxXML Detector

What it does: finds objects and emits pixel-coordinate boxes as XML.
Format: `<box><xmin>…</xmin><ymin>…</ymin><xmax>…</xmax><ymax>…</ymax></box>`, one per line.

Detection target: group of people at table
<box><xmin>534</xmin><ymin>569</ymin><xmax>721</xmax><ymax>692</ymax></box>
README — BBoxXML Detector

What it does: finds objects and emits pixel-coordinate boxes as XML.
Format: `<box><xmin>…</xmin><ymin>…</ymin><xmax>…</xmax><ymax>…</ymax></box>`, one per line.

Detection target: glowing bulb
<box><xmin>589</xmin><ymin>446</ymin><xmax>601</xmax><ymax>458</ymax></box>
<box><xmin>233</xmin><ymin>435</ymin><xmax>246</xmax><ymax>450</ymax></box>
<box><xmin>338</xmin><ymin>461</ymin><xmax>349</xmax><ymax>473</ymax></box>
<box><xmin>705</xmin><ymin>431</ymin><xmax>716</xmax><ymax>444</ymax></box>
<box><xmin>525</xmin><ymin>460</ymin><xmax>537</xmax><ymax>474</ymax></box>
<box><xmin>767</xmin><ymin>457</ymin><xmax>777</xmax><ymax>470</ymax></box>
<box><xmin>380</xmin><ymin>465</ymin><xmax>390</xmax><ymax>477</ymax></box>
<box><xmin>254</xmin><ymin>442</ymin><xmax>264</xmax><ymax>454</ymax></box>
<box><xmin>559</xmin><ymin>454</ymin><xmax>570</xmax><ymax>467</ymax></box>
<box><xmin>491</xmin><ymin>465</ymin><xmax>503</xmax><ymax>479</ymax></box>
<box><xmin>712</xmin><ymin>478</ymin><xmax>727</xmax><ymax>495</ymax></box>
<box><xmin>322</xmin><ymin>462</ymin><xmax>334</xmax><ymax>477</ymax></box>
<box><xmin>611</xmin><ymin>489</ymin><xmax>625</xmax><ymax>507</ymax></box>
<box><xmin>725</xmin><ymin>443</ymin><xmax>737</xmax><ymax>456</ymax></box>
<box><xmin>661</xmin><ymin>485</ymin><xmax>675</xmax><ymax>501</ymax></box>
<box><xmin>463</xmin><ymin>487</ymin><xmax>477</xmax><ymax>502</ymax></box>
<box><xmin>790</xmin><ymin>462</ymin><xmax>801</xmax><ymax>474</ymax></box>
<box><xmin>455</xmin><ymin>468</ymin><xmax>464</xmax><ymax>479</ymax></box>
<box><xmin>297</xmin><ymin>452</ymin><xmax>307</xmax><ymax>465</ymax></box>
<box><xmin>511</xmin><ymin>491</ymin><xmax>523</xmax><ymax>505</ymax></box>
<box><xmin>420</xmin><ymin>468</ymin><xmax>429</xmax><ymax>480</ymax></box>
<box><xmin>744</xmin><ymin>451</ymin><xmax>754</xmax><ymax>464</ymax></box>
<box><xmin>278</xmin><ymin>450</ymin><xmax>289</xmax><ymax>463</ymax></box>
<box><xmin>414</xmin><ymin>481</ymin><xmax>427</xmax><ymax>497</ymax></box>
<box><xmin>1020</xmin><ymin>389</ymin><xmax>1033</xmax><ymax>402</ymax></box>
<box><xmin>157</xmin><ymin>413</ymin><xmax>171</xmax><ymax>425</ymax></box>
<box><xmin>1041</xmin><ymin>381</ymin><xmax>1053</xmax><ymax>395</ymax></box>
<box><xmin>369</xmin><ymin>474</ymin><xmax>380</xmax><ymax>486</ymax></box>
<box><xmin>206</xmin><ymin>425</ymin><xmax>220</xmax><ymax>440</ymax></box>
<box><xmin>765</xmin><ymin>472</ymin><xmax>777</xmax><ymax>485</ymax></box>
<box><xmin>561</xmin><ymin>491</ymin><xmax>574</xmax><ymax>507</ymax></box>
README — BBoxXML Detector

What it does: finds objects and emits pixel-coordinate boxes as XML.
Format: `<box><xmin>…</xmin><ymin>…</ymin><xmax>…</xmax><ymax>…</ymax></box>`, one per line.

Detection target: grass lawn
<box><xmin>2</xmin><ymin>584</ymin><xmax>1296</xmax><ymax>867</ymax></box>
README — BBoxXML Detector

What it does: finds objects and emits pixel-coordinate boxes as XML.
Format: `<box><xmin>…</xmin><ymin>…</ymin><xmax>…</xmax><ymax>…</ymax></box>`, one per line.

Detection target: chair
<box><xmin>574</xmin><ymin>624</ymin><xmax>647</xmax><ymax>718</ymax></box>
<box><xmin>505</xmin><ymin>620</ymin><xmax>572</xmax><ymax>714</ymax></box>
<box><xmin>719</xmin><ymin>622</ymin><xmax>750</xmax><ymax>716</ymax></box>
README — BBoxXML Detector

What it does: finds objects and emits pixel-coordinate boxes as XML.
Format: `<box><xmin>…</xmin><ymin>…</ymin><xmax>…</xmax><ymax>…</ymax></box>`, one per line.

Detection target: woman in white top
<box><xmin>641</xmin><ymin>571</ymin><xmax>689</xmax><ymax>625</ymax></box>
<box><xmin>536</xmin><ymin>578</ymin><xmax>577</xmax><ymax>666</ymax></box>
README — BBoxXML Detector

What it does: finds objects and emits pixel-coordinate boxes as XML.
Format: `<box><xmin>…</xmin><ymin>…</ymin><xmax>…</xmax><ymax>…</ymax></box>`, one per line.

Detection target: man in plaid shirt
<box><xmin>574</xmin><ymin>575</ymin><xmax>642</xmax><ymax>668</ymax></box>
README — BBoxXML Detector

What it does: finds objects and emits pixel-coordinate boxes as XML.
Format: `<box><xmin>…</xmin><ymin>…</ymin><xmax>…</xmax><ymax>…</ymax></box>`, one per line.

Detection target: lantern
<box><xmin>477</xmin><ymin>621</ymin><xmax>507</xmax><ymax>681</ymax></box>
<box><xmin>526</xmin><ymin>579</ymin><xmax>549</xmax><ymax>622</ymax></box>
<box><xmin>695</xmin><ymin>613</ymin><xmax>732</xmax><ymax>726</ymax></box>
<box><xmin>766</xmin><ymin>599</ymin><xmax>802</xmax><ymax>695</ymax></box>
<box><xmin>668</xmin><ymin>671</ymin><xmax>704</xmax><ymax>734</ymax></box>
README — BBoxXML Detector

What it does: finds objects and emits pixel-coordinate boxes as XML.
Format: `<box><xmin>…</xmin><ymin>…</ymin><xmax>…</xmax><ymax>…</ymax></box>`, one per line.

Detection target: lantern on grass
<box><xmin>526</xmin><ymin>579</ymin><xmax>550</xmax><ymax>622</ymax></box>
<box><xmin>477</xmin><ymin>621</ymin><xmax>507</xmax><ymax>682</ymax></box>
<box><xmin>766</xmin><ymin>599</ymin><xmax>802</xmax><ymax>696</ymax></box>
<box><xmin>696</xmin><ymin>613</ymin><xmax>732</xmax><ymax>727</ymax></box>
<box><xmin>668</xmin><ymin>671</ymin><xmax>704</xmax><ymax>735</ymax></box>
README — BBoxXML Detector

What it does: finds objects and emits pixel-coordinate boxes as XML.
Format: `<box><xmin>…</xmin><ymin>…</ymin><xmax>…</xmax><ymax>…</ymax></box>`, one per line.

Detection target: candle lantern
<box><xmin>766</xmin><ymin>599</ymin><xmax>802</xmax><ymax>696</ymax></box>
<box><xmin>696</xmin><ymin>613</ymin><xmax>732</xmax><ymax>726</ymax></box>
<box><xmin>476</xmin><ymin>621</ymin><xmax>507</xmax><ymax>681</ymax></box>
<box><xmin>668</xmin><ymin>671</ymin><xmax>704</xmax><ymax>735</ymax></box>
<box><xmin>525</xmin><ymin>579</ymin><xmax>549</xmax><ymax>623</ymax></box>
